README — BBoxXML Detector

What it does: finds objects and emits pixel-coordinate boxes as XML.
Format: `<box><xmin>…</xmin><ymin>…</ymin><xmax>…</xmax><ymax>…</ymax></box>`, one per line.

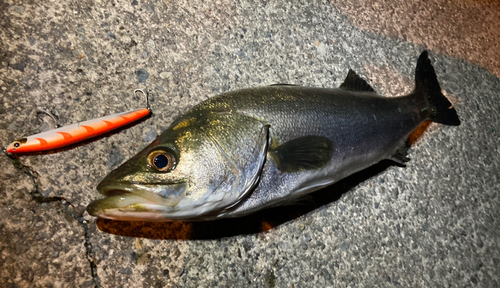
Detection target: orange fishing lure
<box><xmin>6</xmin><ymin>89</ymin><xmax>152</xmax><ymax>154</ymax></box>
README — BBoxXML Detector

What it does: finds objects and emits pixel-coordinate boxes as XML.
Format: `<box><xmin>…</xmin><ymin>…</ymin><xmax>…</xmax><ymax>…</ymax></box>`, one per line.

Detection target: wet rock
<box><xmin>143</xmin><ymin>127</ymin><xmax>157</xmax><ymax>142</ymax></box>
<box><xmin>304</xmin><ymin>233</ymin><xmax>312</xmax><ymax>242</ymax></box>
<box><xmin>135</xmin><ymin>68</ymin><xmax>149</xmax><ymax>83</ymax></box>
<box><xmin>108</xmin><ymin>145</ymin><xmax>125</xmax><ymax>168</ymax></box>
<box><xmin>11</xmin><ymin>5</ymin><xmax>25</xmax><ymax>15</ymax></box>
<box><xmin>10</xmin><ymin>63</ymin><xmax>27</xmax><ymax>72</ymax></box>
<box><xmin>340</xmin><ymin>242</ymin><xmax>350</xmax><ymax>251</ymax></box>
<box><xmin>119</xmin><ymin>267</ymin><xmax>133</xmax><ymax>275</ymax></box>
<box><xmin>141</xmin><ymin>3</ymin><xmax>155</xmax><ymax>12</ymax></box>
<box><xmin>15</xmin><ymin>241</ymin><xmax>30</xmax><ymax>255</ymax></box>
<box><xmin>162</xmin><ymin>269</ymin><xmax>170</xmax><ymax>279</ymax></box>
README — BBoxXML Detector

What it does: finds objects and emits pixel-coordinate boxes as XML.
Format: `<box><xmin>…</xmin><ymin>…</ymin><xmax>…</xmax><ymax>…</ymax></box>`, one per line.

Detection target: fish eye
<box><xmin>147</xmin><ymin>150</ymin><xmax>176</xmax><ymax>171</ymax></box>
<box><xmin>14</xmin><ymin>142</ymin><xmax>20</xmax><ymax>148</ymax></box>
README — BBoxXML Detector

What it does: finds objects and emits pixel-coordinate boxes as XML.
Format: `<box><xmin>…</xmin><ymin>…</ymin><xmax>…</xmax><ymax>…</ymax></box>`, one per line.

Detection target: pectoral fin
<box><xmin>270</xmin><ymin>136</ymin><xmax>334</xmax><ymax>172</ymax></box>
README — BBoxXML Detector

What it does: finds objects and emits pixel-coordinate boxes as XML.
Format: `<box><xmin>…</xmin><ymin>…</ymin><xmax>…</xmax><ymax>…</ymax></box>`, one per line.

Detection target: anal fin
<box><xmin>388</xmin><ymin>152</ymin><xmax>410</xmax><ymax>166</ymax></box>
<box><xmin>388</xmin><ymin>140</ymin><xmax>411</xmax><ymax>166</ymax></box>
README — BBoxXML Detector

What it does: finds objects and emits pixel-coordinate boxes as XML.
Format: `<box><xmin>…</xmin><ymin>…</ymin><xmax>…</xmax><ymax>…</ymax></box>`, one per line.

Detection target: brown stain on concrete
<box><xmin>96</xmin><ymin>215</ymin><xmax>289</xmax><ymax>240</ymax></box>
<box><xmin>332</xmin><ymin>0</ymin><xmax>500</xmax><ymax>77</ymax></box>
<box><xmin>96</xmin><ymin>219</ymin><xmax>194</xmax><ymax>240</ymax></box>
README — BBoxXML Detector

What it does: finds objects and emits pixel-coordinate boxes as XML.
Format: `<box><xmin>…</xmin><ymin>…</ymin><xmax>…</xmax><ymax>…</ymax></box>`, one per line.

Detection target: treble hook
<box><xmin>36</xmin><ymin>108</ymin><xmax>61</xmax><ymax>128</ymax></box>
<box><xmin>134</xmin><ymin>88</ymin><xmax>152</xmax><ymax>112</ymax></box>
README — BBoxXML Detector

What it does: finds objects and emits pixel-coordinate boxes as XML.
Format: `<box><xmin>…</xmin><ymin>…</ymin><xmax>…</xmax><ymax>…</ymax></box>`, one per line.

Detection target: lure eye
<box><xmin>147</xmin><ymin>150</ymin><xmax>176</xmax><ymax>171</ymax></box>
<box><xmin>12</xmin><ymin>138</ymin><xmax>27</xmax><ymax>149</ymax></box>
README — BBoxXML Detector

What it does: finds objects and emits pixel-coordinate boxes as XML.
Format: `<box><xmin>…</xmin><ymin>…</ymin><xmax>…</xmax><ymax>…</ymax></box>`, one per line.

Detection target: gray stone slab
<box><xmin>1</xmin><ymin>0</ymin><xmax>499</xmax><ymax>287</ymax></box>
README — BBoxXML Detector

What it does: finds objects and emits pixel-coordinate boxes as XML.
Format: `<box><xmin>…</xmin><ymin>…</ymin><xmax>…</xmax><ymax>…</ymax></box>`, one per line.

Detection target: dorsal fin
<box><xmin>339</xmin><ymin>70</ymin><xmax>375</xmax><ymax>92</ymax></box>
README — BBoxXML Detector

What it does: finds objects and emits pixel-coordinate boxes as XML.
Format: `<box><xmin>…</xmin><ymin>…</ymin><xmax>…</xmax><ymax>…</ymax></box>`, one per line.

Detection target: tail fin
<box><xmin>414</xmin><ymin>51</ymin><xmax>461</xmax><ymax>126</ymax></box>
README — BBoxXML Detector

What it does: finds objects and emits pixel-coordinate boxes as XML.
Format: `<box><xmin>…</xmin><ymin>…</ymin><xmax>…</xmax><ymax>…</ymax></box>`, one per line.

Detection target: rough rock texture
<box><xmin>0</xmin><ymin>156</ymin><xmax>94</xmax><ymax>287</ymax></box>
<box><xmin>1</xmin><ymin>0</ymin><xmax>499</xmax><ymax>287</ymax></box>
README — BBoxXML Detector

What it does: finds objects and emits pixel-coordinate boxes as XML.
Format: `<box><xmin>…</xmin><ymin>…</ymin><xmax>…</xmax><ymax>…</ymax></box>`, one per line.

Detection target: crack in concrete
<box><xmin>13</xmin><ymin>156</ymin><xmax>102</xmax><ymax>288</ymax></box>
<box><xmin>79</xmin><ymin>214</ymin><xmax>102</xmax><ymax>288</ymax></box>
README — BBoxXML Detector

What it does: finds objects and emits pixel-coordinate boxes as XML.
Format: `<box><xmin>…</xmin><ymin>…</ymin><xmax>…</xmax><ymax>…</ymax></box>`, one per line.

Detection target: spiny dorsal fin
<box><xmin>270</xmin><ymin>136</ymin><xmax>334</xmax><ymax>172</ymax></box>
<box><xmin>339</xmin><ymin>69</ymin><xmax>375</xmax><ymax>92</ymax></box>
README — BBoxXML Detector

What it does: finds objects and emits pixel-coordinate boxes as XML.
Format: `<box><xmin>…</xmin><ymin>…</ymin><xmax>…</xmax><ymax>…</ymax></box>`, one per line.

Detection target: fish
<box><xmin>87</xmin><ymin>51</ymin><xmax>460</xmax><ymax>221</ymax></box>
<box><xmin>5</xmin><ymin>90</ymin><xmax>151</xmax><ymax>154</ymax></box>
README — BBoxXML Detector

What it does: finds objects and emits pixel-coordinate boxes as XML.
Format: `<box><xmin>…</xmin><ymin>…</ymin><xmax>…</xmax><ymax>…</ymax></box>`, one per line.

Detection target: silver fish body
<box><xmin>87</xmin><ymin>51</ymin><xmax>460</xmax><ymax>221</ymax></box>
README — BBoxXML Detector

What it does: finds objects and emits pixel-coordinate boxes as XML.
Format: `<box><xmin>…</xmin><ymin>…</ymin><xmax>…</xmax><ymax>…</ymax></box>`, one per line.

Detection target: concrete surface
<box><xmin>1</xmin><ymin>0</ymin><xmax>499</xmax><ymax>287</ymax></box>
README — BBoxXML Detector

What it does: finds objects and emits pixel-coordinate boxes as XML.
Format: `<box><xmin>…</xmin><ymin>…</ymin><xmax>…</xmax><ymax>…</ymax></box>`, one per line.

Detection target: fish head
<box><xmin>87</xmin><ymin>112</ymin><xmax>269</xmax><ymax>221</ymax></box>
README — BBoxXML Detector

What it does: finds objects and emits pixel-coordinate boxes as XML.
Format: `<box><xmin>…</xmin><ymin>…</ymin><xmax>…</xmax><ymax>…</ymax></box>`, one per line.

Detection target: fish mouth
<box><xmin>87</xmin><ymin>182</ymin><xmax>187</xmax><ymax>221</ymax></box>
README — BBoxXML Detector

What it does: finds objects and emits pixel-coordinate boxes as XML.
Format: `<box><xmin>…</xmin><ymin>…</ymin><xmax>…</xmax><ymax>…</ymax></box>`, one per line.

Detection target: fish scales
<box><xmin>190</xmin><ymin>87</ymin><xmax>426</xmax><ymax>217</ymax></box>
